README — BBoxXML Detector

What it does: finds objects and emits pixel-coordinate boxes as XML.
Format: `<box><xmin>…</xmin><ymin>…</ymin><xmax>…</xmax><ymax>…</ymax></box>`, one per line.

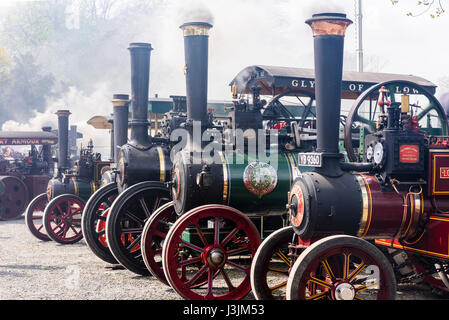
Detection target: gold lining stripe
<box><xmin>219</xmin><ymin>151</ymin><xmax>229</xmax><ymax>205</ymax></box>
<box><xmin>286</xmin><ymin>153</ymin><xmax>296</xmax><ymax>186</ymax></box>
<box><xmin>356</xmin><ymin>175</ymin><xmax>372</xmax><ymax>237</ymax></box>
<box><xmin>72</xmin><ymin>177</ymin><xmax>79</xmax><ymax>196</ymax></box>
<box><xmin>157</xmin><ymin>147</ymin><xmax>165</xmax><ymax>182</ymax></box>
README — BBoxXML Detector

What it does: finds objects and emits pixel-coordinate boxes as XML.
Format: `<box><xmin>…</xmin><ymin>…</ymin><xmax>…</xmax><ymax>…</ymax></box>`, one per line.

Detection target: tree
<box><xmin>391</xmin><ymin>0</ymin><xmax>445</xmax><ymax>18</ymax></box>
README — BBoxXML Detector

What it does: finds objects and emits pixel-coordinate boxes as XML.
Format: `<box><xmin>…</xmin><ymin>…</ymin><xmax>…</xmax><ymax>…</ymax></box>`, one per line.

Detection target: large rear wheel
<box><xmin>106</xmin><ymin>181</ymin><xmax>170</xmax><ymax>276</ymax></box>
<box><xmin>81</xmin><ymin>182</ymin><xmax>119</xmax><ymax>264</ymax></box>
<box><xmin>25</xmin><ymin>193</ymin><xmax>50</xmax><ymax>241</ymax></box>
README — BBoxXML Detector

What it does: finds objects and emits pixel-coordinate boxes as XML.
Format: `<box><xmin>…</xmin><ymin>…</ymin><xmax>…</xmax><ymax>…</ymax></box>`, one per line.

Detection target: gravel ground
<box><xmin>0</xmin><ymin>217</ymin><xmax>448</xmax><ymax>301</ymax></box>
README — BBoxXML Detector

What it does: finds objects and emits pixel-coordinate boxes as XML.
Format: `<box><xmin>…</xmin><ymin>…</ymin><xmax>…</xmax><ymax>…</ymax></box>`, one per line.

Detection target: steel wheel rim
<box><xmin>25</xmin><ymin>193</ymin><xmax>50</xmax><ymax>241</ymax></box>
<box><xmin>44</xmin><ymin>196</ymin><xmax>84</xmax><ymax>243</ymax></box>
<box><xmin>162</xmin><ymin>205</ymin><xmax>261</xmax><ymax>300</ymax></box>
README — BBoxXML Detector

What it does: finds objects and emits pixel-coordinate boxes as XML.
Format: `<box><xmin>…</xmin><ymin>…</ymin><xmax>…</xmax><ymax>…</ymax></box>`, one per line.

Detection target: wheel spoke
<box><xmin>126</xmin><ymin>234</ymin><xmax>142</xmax><ymax>251</ymax></box>
<box><xmin>139</xmin><ymin>198</ymin><xmax>151</xmax><ymax>218</ymax></box>
<box><xmin>178</xmin><ymin>255</ymin><xmax>202</xmax><ymax>267</ymax></box>
<box><xmin>269</xmin><ymin>280</ymin><xmax>287</xmax><ymax>293</ymax></box>
<box><xmin>343</xmin><ymin>252</ymin><xmax>351</xmax><ymax>280</ymax></box>
<box><xmin>184</xmin><ymin>264</ymin><xmax>208</xmax><ymax>287</ymax></box>
<box><xmin>275</xmin><ymin>249</ymin><xmax>292</xmax><ymax>267</ymax></box>
<box><xmin>321</xmin><ymin>258</ymin><xmax>336</xmax><ymax>282</ymax></box>
<box><xmin>220</xmin><ymin>268</ymin><xmax>235</xmax><ymax>291</ymax></box>
<box><xmin>220</xmin><ymin>227</ymin><xmax>239</xmax><ymax>247</ymax></box>
<box><xmin>308</xmin><ymin>276</ymin><xmax>333</xmax><ymax>289</ymax></box>
<box><xmin>306</xmin><ymin>291</ymin><xmax>328</xmax><ymax>300</ymax></box>
<box><xmin>56</xmin><ymin>204</ymin><xmax>65</xmax><ymax>217</ymax></box>
<box><xmin>225</xmin><ymin>260</ymin><xmax>249</xmax><ymax>274</ymax></box>
<box><xmin>348</xmin><ymin>261</ymin><xmax>367</xmax><ymax>282</ymax></box>
<box><xmin>226</xmin><ymin>246</ymin><xmax>250</xmax><ymax>257</ymax></box>
<box><xmin>179</xmin><ymin>239</ymin><xmax>205</xmax><ymax>254</ymax></box>
<box><xmin>214</xmin><ymin>217</ymin><xmax>220</xmax><ymax>245</ymax></box>
<box><xmin>124</xmin><ymin>210</ymin><xmax>144</xmax><ymax>225</ymax></box>
<box><xmin>194</xmin><ymin>224</ymin><xmax>208</xmax><ymax>247</ymax></box>
<box><xmin>267</xmin><ymin>267</ymin><xmax>289</xmax><ymax>275</ymax></box>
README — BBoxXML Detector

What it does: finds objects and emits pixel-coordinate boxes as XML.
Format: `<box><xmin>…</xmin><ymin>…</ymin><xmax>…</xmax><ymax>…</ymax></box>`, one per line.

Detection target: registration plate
<box><xmin>298</xmin><ymin>153</ymin><xmax>322</xmax><ymax>167</ymax></box>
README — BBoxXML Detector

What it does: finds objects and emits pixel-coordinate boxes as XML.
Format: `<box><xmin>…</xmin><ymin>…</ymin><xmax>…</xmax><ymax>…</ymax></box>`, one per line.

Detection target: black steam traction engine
<box><xmin>25</xmin><ymin>110</ymin><xmax>112</xmax><ymax>244</ymax></box>
<box><xmin>0</xmin><ymin>128</ymin><xmax>57</xmax><ymax>220</ymax></box>
<box><xmin>249</xmin><ymin>12</ymin><xmax>449</xmax><ymax>300</ymax></box>
<box><xmin>132</xmin><ymin>20</ymin><xmax>443</xmax><ymax>300</ymax></box>
<box><xmin>80</xmin><ymin>43</ymin><xmax>175</xmax><ymax>273</ymax></box>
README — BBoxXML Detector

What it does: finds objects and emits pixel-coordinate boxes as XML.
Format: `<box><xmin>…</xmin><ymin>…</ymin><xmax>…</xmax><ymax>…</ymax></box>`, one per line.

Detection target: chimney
<box><xmin>55</xmin><ymin>110</ymin><xmax>71</xmax><ymax>170</ymax></box>
<box><xmin>305</xmin><ymin>13</ymin><xmax>352</xmax><ymax>176</ymax></box>
<box><xmin>111</xmin><ymin>94</ymin><xmax>130</xmax><ymax>162</ymax></box>
<box><xmin>128</xmin><ymin>43</ymin><xmax>152</xmax><ymax>149</ymax></box>
<box><xmin>41</xmin><ymin>126</ymin><xmax>53</xmax><ymax>172</ymax></box>
<box><xmin>180</xmin><ymin>22</ymin><xmax>213</xmax><ymax>130</ymax></box>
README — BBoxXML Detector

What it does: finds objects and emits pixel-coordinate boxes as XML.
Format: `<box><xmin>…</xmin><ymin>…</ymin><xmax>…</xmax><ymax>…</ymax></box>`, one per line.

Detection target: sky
<box><xmin>0</xmin><ymin>0</ymin><xmax>448</xmax><ymax>157</ymax></box>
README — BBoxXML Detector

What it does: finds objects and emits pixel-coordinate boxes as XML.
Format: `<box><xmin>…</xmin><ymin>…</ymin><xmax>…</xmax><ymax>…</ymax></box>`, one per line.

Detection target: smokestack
<box><xmin>180</xmin><ymin>22</ymin><xmax>213</xmax><ymax>129</ymax></box>
<box><xmin>128</xmin><ymin>43</ymin><xmax>152</xmax><ymax>149</ymax></box>
<box><xmin>41</xmin><ymin>126</ymin><xmax>53</xmax><ymax>172</ymax></box>
<box><xmin>305</xmin><ymin>13</ymin><xmax>352</xmax><ymax>176</ymax></box>
<box><xmin>55</xmin><ymin>110</ymin><xmax>71</xmax><ymax>170</ymax></box>
<box><xmin>111</xmin><ymin>94</ymin><xmax>130</xmax><ymax>162</ymax></box>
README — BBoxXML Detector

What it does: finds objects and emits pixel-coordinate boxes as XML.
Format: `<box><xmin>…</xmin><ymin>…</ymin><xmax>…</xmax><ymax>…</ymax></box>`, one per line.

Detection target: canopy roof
<box><xmin>87</xmin><ymin>115</ymin><xmax>113</xmax><ymax>129</ymax></box>
<box><xmin>230</xmin><ymin>65</ymin><xmax>437</xmax><ymax>99</ymax></box>
<box><xmin>0</xmin><ymin>131</ymin><xmax>58</xmax><ymax>145</ymax></box>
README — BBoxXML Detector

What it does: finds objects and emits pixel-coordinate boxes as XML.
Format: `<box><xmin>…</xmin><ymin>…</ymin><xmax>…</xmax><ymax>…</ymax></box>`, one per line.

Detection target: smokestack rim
<box><xmin>180</xmin><ymin>21</ymin><xmax>213</xmax><ymax>36</ymax></box>
<box><xmin>128</xmin><ymin>42</ymin><xmax>153</xmax><ymax>51</ymax></box>
<box><xmin>55</xmin><ymin>110</ymin><xmax>71</xmax><ymax>117</ymax></box>
<box><xmin>112</xmin><ymin>94</ymin><xmax>130</xmax><ymax>107</ymax></box>
<box><xmin>306</xmin><ymin>12</ymin><xmax>352</xmax><ymax>37</ymax></box>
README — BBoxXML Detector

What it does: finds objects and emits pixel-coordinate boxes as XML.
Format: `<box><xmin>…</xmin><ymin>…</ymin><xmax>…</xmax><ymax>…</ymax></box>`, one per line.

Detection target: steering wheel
<box><xmin>344</xmin><ymin>80</ymin><xmax>449</xmax><ymax>162</ymax></box>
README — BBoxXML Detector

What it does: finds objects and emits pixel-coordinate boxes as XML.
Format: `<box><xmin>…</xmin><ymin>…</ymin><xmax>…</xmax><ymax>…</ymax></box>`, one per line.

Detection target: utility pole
<box><xmin>355</xmin><ymin>0</ymin><xmax>363</xmax><ymax>72</ymax></box>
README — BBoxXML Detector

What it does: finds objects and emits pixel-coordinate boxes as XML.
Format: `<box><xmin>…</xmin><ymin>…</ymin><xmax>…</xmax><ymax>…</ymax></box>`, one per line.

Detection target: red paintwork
<box><xmin>429</xmin><ymin>150</ymin><xmax>449</xmax><ymax>195</ymax></box>
<box><xmin>359</xmin><ymin>175</ymin><xmax>417</xmax><ymax>239</ymax></box>
<box><xmin>375</xmin><ymin>215</ymin><xmax>449</xmax><ymax>259</ymax></box>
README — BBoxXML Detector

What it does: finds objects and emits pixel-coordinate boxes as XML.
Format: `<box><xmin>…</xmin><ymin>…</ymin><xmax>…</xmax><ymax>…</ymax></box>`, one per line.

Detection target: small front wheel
<box><xmin>43</xmin><ymin>194</ymin><xmax>85</xmax><ymax>244</ymax></box>
<box><xmin>286</xmin><ymin>235</ymin><xmax>397</xmax><ymax>300</ymax></box>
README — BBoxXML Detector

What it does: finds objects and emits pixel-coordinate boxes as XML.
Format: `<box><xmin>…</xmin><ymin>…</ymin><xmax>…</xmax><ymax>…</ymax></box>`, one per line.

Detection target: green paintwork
<box><xmin>223</xmin><ymin>151</ymin><xmax>314</xmax><ymax>213</ymax></box>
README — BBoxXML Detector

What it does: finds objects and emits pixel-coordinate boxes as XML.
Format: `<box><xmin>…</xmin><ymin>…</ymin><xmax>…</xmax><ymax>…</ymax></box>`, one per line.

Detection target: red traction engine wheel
<box><xmin>161</xmin><ymin>205</ymin><xmax>261</xmax><ymax>300</ymax></box>
<box><xmin>43</xmin><ymin>194</ymin><xmax>85</xmax><ymax>244</ymax></box>
<box><xmin>286</xmin><ymin>235</ymin><xmax>397</xmax><ymax>300</ymax></box>
<box><xmin>25</xmin><ymin>193</ymin><xmax>50</xmax><ymax>241</ymax></box>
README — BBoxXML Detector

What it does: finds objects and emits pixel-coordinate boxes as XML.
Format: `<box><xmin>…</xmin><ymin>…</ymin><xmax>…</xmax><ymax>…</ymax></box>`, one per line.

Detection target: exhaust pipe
<box><xmin>41</xmin><ymin>126</ymin><xmax>53</xmax><ymax>172</ymax></box>
<box><xmin>55</xmin><ymin>110</ymin><xmax>71</xmax><ymax>170</ymax></box>
<box><xmin>128</xmin><ymin>43</ymin><xmax>152</xmax><ymax>149</ymax></box>
<box><xmin>305</xmin><ymin>13</ymin><xmax>352</xmax><ymax>176</ymax></box>
<box><xmin>180</xmin><ymin>22</ymin><xmax>213</xmax><ymax>131</ymax></box>
<box><xmin>111</xmin><ymin>94</ymin><xmax>130</xmax><ymax>162</ymax></box>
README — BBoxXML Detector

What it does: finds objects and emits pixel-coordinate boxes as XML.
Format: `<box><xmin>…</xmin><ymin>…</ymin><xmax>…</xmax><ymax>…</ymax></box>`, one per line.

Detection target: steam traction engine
<box><xmin>253</xmin><ymin>12</ymin><xmax>449</xmax><ymax>300</ymax></box>
<box><xmin>26</xmin><ymin>110</ymin><xmax>112</xmax><ymax>244</ymax></box>
<box><xmin>0</xmin><ymin>128</ymin><xmax>57</xmax><ymax>220</ymax></box>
